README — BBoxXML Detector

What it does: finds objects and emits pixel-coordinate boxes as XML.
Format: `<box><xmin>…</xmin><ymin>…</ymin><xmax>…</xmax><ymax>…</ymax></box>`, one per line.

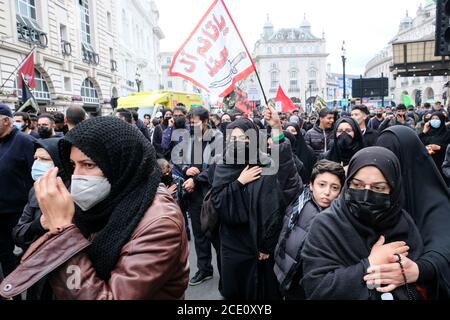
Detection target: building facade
<box><xmin>117</xmin><ymin>0</ymin><xmax>164</xmax><ymax>97</ymax></box>
<box><xmin>250</xmin><ymin>15</ymin><xmax>329</xmax><ymax>103</ymax></box>
<box><xmin>159</xmin><ymin>52</ymin><xmax>195</xmax><ymax>93</ymax></box>
<box><xmin>0</xmin><ymin>0</ymin><xmax>164</xmax><ymax>115</ymax></box>
<box><xmin>365</xmin><ymin>1</ymin><xmax>446</xmax><ymax>105</ymax></box>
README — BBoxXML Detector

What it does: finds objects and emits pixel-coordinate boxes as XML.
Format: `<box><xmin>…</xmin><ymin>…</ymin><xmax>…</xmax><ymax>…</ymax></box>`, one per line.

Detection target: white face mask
<box><xmin>71</xmin><ymin>175</ymin><xmax>111</xmax><ymax>211</ymax></box>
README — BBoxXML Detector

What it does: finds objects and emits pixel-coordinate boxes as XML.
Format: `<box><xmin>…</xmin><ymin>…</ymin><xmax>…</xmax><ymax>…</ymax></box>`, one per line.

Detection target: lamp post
<box><xmin>135</xmin><ymin>72</ymin><xmax>142</xmax><ymax>92</ymax></box>
<box><xmin>341</xmin><ymin>41</ymin><xmax>347</xmax><ymax>111</ymax></box>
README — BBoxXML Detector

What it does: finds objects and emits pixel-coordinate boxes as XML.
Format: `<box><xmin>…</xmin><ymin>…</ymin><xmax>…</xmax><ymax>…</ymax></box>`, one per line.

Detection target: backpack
<box><xmin>200</xmin><ymin>189</ymin><xmax>219</xmax><ymax>240</ymax></box>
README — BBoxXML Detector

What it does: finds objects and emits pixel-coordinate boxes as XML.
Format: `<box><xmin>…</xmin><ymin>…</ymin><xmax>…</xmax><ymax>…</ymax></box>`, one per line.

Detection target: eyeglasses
<box><xmin>349</xmin><ymin>179</ymin><xmax>390</xmax><ymax>194</ymax></box>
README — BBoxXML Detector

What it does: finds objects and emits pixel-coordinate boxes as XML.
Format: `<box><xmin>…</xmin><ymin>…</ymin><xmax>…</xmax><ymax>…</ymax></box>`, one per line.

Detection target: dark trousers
<box><xmin>0</xmin><ymin>213</ymin><xmax>21</xmax><ymax>280</ymax></box>
<box><xmin>188</xmin><ymin>193</ymin><xmax>221</xmax><ymax>276</ymax></box>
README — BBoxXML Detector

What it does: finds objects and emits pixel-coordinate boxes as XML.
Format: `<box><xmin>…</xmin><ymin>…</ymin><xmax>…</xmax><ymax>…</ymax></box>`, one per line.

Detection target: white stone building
<box><xmin>159</xmin><ymin>52</ymin><xmax>195</xmax><ymax>93</ymax></box>
<box><xmin>249</xmin><ymin>15</ymin><xmax>329</xmax><ymax>103</ymax></box>
<box><xmin>365</xmin><ymin>1</ymin><xmax>447</xmax><ymax>105</ymax></box>
<box><xmin>0</xmin><ymin>0</ymin><xmax>164</xmax><ymax>115</ymax></box>
<box><xmin>117</xmin><ymin>0</ymin><xmax>164</xmax><ymax>97</ymax></box>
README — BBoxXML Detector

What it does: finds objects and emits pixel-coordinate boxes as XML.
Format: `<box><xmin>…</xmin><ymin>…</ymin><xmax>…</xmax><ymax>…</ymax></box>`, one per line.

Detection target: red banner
<box><xmin>18</xmin><ymin>52</ymin><xmax>35</xmax><ymax>89</ymax></box>
<box><xmin>275</xmin><ymin>86</ymin><xmax>296</xmax><ymax>113</ymax></box>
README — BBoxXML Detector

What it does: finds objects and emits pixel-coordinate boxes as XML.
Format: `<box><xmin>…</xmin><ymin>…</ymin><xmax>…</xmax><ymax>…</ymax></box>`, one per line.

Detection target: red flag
<box><xmin>169</xmin><ymin>0</ymin><xmax>256</xmax><ymax>97</ymax></box>
<box><xmin>275</xmin><ymin>86</ymin><xmax>296</xmax><ymax>113</ymax></box>
<box><xmin>18</xmin><ymin>52</ymin><xmax>35</xmax><ymax>89</ymax></box>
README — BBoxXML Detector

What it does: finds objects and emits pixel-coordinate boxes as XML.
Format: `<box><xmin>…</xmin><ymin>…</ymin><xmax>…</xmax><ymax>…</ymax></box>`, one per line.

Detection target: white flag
<box><xmin>169</xmin><ymin>0</ymin><xmax>256</xmax><ymax>97</ymax></box>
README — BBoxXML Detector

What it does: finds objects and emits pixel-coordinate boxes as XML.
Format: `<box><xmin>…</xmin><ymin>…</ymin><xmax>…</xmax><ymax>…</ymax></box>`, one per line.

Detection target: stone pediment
<box><xmin>268</xmin><ymin>28</ymin><xmax>320</xmax><ymax>42</ymax></box>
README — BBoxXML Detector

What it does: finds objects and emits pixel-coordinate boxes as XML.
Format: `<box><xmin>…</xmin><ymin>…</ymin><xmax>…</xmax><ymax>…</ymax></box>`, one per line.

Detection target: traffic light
<box><xmin>436</xmin><ymin>0</ymin><xmax>450</xmax><ymax>56</ymax></box>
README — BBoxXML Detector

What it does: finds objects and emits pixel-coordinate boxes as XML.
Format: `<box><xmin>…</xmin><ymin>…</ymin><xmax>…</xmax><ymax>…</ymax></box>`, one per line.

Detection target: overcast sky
<box><xmin>156</xmin><ymin>0</ymin><xmax>425</xmax><ymax>75</ymax></box>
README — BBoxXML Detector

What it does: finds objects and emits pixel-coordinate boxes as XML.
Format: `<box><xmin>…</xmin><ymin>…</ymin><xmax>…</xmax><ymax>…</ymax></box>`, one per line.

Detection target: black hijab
<box><xmin>284</xmin><ymin>122</ymin><xmax>316</xmax><ymax>183</ymax></box>
<box><xmin>326</xmin><ymin>117</ymin><xmax>365</xmax><ymax>166</ymax></box>
<box><xmin>421</xmin><ymin>112</ymin><xmax>450</xmax><ymax>146</ymax></box>
<box><xmin>301</xmin><ymin>147</ymin><xmax>424</xmax><ymax>300</ymax></box>
<box><xmin>376</xmin><ymin>126</ymin><xmax>450</xmax><ymax>296</ymax></box>
<box><xmin>59</xmin><ymin>117</ymin><xmax>161</xmax><ymax>280</ymax></box>
<box><xmin>35</xmin><ymin>137</ymin><xmax>70</xmax><ymax>183</ymax></box>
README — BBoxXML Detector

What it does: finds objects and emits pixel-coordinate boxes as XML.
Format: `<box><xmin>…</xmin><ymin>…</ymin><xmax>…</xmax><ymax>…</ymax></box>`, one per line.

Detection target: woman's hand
<box><xmin>168</xmin><ymin>184</ymin><xmax>177</xmax><ymax>195</ymax></box>
<box><xmin>423</xmin><ymin>122</ymin><xmax>431</xmax><ymax>134</ymax></box>
<box><xmin>429</xmin><ymin>144</ymin><xmax>441</xmax><ymax>151</ymax></box>
<box><xmin>364</xmin><ymin>254</ymin><xmax>420</xmax><ymax>293</ymax></box>
<box><xmin>258</xmin><ymin>253</ymin><xmax>270</xmax><ymax>261</ymax></box>
<box><xmin>34</xmin><ymin>167</ymin><xmax>75</xmax><ymax>232</ymax></box>
<box><xmin>368</xmin><ymin>236</ymin><xmax>409</xmax><ymax>266</ymax></box>
<box><xmin>40</xmin><ymin>214</ymin><xmax>49</xmax><ymax>231</ymax></box>
<box><xmin>238</xmin><ymin>166</ymin><xmax>262</xmax><ymax>186</ymax></box>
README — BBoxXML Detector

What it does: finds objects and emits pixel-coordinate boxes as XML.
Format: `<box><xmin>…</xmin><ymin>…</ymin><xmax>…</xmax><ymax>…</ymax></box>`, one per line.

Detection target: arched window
<box><xmin>309</xmin><ymin>69</ymin><xmax>317</xmax><ymax>79</ymax></box>
<box><xmin>81</xmin><ymin>78</ymin><xmax>99</xmax><ymax>105</ymax></box>
<box><xmin>16</xmin><ymin>68</ymin><xmax>50</xmax><ymax>101</ymax></box>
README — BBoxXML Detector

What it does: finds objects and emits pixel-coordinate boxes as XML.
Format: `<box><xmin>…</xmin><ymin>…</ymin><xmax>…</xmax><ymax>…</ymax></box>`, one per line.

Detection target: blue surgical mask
<box><xmin>31</xmin><ymin>160</ymin><xmax>55</xmax><ymax>181</ymax></box>
<box><xmin>14</xmin><ymin>123</ymin><xmax>23</xmax><ymax>131</ymax></box>
<box><xmin>430</xmin><ymin>119</ymin><xmax>442</xmax><ymax>129</ymax></box>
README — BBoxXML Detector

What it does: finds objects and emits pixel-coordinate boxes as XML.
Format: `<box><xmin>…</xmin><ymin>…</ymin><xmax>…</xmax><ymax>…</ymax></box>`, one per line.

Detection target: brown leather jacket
<box><xmin>0</xmin><ymin>185</ymin><xmax>190</xmax><ymax>300</ymax></box>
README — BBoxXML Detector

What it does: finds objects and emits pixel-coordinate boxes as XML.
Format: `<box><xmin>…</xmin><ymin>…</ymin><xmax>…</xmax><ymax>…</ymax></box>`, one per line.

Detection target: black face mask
<box><xmin>345</xmin><ymin>188</ymin><xmax>397</xmax><ymax>230</ymax></box>
<box><xmin>161</xmin><ymin>174</ymin><xmax>174</xmax><ymax>187</ymax></box>
<box><xmin>174</xmin><ymin>117</ymin><xmax>186</xmax><ymax>129</ymax></box>
<box><xmin>376</xmin><ymin>113</ymin><xmax>383</xmax><ymax>118</ymax></box>
<box><xmin>337</xmin><ymin>132</ymin><xmax>354</xmax><ymax>151</ymax></box>
<box><xmin>225</xmin><ymin>141</ymin><xmax>255</xmax><ymax>165</ymax></box>
<box><xmin>38</xmin><ymin>127</ymin><xmax>52</xmax><ymax>139</ymax></box>
<box><xmin>163</xmin><ymin>117</ymin><xmax>171</xmax><ymax>126</ymax></box>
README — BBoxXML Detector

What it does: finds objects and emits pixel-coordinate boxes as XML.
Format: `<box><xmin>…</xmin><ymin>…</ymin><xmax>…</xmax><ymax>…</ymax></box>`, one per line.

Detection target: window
<box><xmin>290</xmin><ymin>70</ymin><xmax>298</xmax><ymax>89</ymax></box>
<box><xmin>271</xmin><ymin>71</ymin><xmax>278</xmax><ymax>88</ymax></box>
<box><xmin>168</xmin><ymin>81</ymin><xmax>173</xmax><ymax>89</ymax></box>
<box><xmin>267</xmin><ymin>47</ymin><xmax>272</xmax><ymax>54</ymax></box>
<box><xmin>64</xmin><ymin>77</ymin><xmax>71</xmax><ymax>92</ymax></box>
<box><xmin>109</xmin><ymin>47</ymin><xmax>114</xmax><ymax>60</ymax></box>
<box><xmin>81</xmin><ymin>78</ymin><xmax>99</xmax><ymax>105</ymax></box>
<box><xmin>166</xmin><ymin>57</ymin><xmax>171</xmax><ymax>65</ymax></box>
<box><xmin>107</xmin><ymin>11</ymin><xmax>112</xmax><ymax>32</ymax></box>
<box><xmin>279</xmin><ymin>47</ymin><xmax>283</xmax><ymax>54</ymax></box>
<box><xmin>16</xmin><ymin>0</ymin><xmax>36</xmax><ymax>20</ymax></box>
<box><xmin>79</xmin><ymin>0</ymin><xmax>91</xmax><ymax>44</ymax></box>
<box><xmin>60</xmin><ymin>24</ymin><xmax>67</xmax><ymax>41</ymax></box>
<box><xmin>290</xmin><ymin>47</ymin><xmax>296</xmax><ymax>54</ymax></box>
<box><xmin>309</xmin><ymin>69</ymin><xmax>317</xmax><ymax>79</ymax></box>
<box><xmin>290</xmin><ymin>60</ymin><xmax>297</xmax><ymax>68</ymax></box>
<box><xmin>16</xmin><ymin>0</ymin><xmax>47</xmax><ymax>47</ymax></box>
<box><xmin>271</xmin><ymin>62</ymin><xmax>278</xmax><ymax>70</ymax></box>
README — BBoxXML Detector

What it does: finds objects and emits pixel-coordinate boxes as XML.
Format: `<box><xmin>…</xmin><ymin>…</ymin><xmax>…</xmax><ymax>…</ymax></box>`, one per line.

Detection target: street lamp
<box><xmin>341</xmin><ymin>41</ymin><xmax>347</xmax><ymax>111</ymax></box>
<box><xmin>135</xmin><ymin>72</ymin><xmax>142</xmax><ymax>92</ymax></box>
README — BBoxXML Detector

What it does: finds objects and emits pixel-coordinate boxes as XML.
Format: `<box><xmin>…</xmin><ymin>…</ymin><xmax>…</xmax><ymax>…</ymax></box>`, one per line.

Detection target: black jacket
<box><xmin>0</xmin><ymin>128</ymin><xmax>36</xmax><ymax>214</ymax></box>
<box><xmin>12</xmin><ymin>188</ymin><xmax>46</xmax><ymax>250</ymax></box>
<box><xmin>304</xmin><ymin>125</ymin><xmax>334</xmax><ymax>157</ymax></box>
<box><xmin>363</xmin><ymin>127</ymin><xmax>379</xmax><ymax>147</ymax></box>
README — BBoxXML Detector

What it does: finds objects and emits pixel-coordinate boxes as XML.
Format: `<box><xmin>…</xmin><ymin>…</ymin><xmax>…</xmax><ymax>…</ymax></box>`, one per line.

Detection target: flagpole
<box><xmin>0</xmin><ymin>46</ymin><xmax>36</xmax><ymax>92</ymax></box>
<box><xmin>253</xmin><ymin>68</ymin><xmax>268</xmax><ymax>106</ymax></box>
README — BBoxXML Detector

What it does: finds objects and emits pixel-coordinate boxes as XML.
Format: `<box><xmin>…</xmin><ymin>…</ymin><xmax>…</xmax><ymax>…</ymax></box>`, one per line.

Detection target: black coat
<box><xmin>363</xmin><ymin>127</ymin><xmax>379</xmax><ymax>147</ymax></box>
<box><xmin>212</xmin><ymin>137</ymin><xmax>302</xmax><ymax>300</ymax></box>
<box><xmin>0</xmin><ymin>128</ymin><xmax>36</xmax><ymax>215</ymax></box>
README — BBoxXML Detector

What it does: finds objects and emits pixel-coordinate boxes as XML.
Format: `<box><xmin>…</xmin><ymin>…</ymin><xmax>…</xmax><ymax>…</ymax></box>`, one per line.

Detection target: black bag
<box><xmin>200</xmin><ymin>189</ymin><xmax>219</xmax><ymax>239</ymax></box>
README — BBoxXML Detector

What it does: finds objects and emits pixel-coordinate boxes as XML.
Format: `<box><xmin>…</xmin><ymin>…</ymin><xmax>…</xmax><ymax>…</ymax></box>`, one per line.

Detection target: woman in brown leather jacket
<box><xmin>1</xmin><ymin>117</ymin><xmax>189</xmax><ymax>300</ymax></box>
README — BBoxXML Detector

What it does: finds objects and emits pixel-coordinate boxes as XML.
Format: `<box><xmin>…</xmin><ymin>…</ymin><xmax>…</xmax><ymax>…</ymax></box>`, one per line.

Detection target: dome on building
<box><xmin>399</xmin><ymin>11</ymin><xmax>413</xmax><ymax>31</ymax></box>
<box><xmin>300</xmin><ymin>14</ymin><xmax>311</xmax><ymax>29</ymax></box>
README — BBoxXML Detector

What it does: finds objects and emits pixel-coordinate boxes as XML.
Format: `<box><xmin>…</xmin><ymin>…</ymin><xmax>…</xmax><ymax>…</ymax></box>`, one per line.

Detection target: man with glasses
<box><xmin>0</xmin><ymin>104</ymin><xmax>36</xmax><ymax>279</ymax></box>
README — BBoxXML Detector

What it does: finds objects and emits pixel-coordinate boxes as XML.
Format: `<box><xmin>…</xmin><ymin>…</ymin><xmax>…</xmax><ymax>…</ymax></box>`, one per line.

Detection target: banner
<box><xmin>18</xmin><ymin>52</ymin><xmax>35</xmax><ymax>89</ymax></box>
<box><xmin>169</xmin><ymin>0</ymin><xmax>256</xmax><ymax>97</ymax></box>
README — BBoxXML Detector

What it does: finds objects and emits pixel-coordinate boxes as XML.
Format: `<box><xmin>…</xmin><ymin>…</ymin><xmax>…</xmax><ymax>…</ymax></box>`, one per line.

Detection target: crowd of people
<box><xmin>0</xmin><ymin>99</ymin><xmax>450</xmax><ymax>300</ymax></box>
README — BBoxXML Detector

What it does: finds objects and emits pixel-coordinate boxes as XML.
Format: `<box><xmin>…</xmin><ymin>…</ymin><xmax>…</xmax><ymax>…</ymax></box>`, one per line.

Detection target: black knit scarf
<box><xmin>59</xmin><ymin>116</ymin><xmax>161</xmax><ymax>280</ymax></box>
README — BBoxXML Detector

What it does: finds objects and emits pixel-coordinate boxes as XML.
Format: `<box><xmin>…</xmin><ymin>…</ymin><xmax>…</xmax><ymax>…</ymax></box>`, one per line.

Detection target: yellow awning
<box><xmin>118</xmin><ymin>93</ymin><xmax>169</xmax><ymax>109</ymax></box>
